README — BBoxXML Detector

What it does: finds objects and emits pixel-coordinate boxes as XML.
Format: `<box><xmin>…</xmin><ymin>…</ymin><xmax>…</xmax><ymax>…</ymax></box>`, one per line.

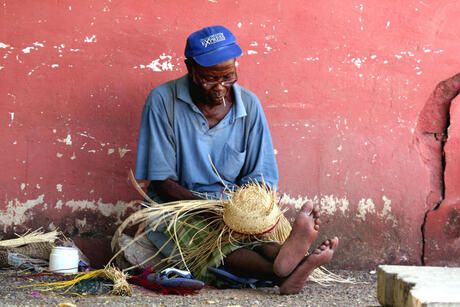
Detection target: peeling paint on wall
<box><xmin>57</xmin><ymin>134</ymin><xmax>72</xmax><ymax>145</ymax></box>
<box><xmin>0</xmin><ymin>196</ymin><xmax>138</xmax><ymax>233</ymax></box>
<box><xmin>8</xmin><ymin>112</ymin><xmax>14</xmax><ymax>127</ymax></box>
<box><xmin>134</xmin><ymin>54</ymin><xmax>174</xmax><ymax>72</ymax></box>
<box><xmin>84</xmin><ymin>35</ymin><xmax>97</xmax><ymax>43</ymax></box>
<box><xmin>54</xmin><ymin>198</ymin><xmax>138</xmax><ymax>222</ymax></box>
<box><xmin>0</xmin><ymin>195</ymin><xmax>45</xmax><ymax>232</ymax></box>
<box><xmin>280</xmin><ymin>193</ymin><xmax>349</xmax><ymax>215</ymax></box>
<box><xmin>118</xmin><ymin>147</ymin><xmax>131</xmax><ymax>158</ymax></box>
<box><xmin>280</xmin><ymin>193</ymin><xmax>397</xmax><ymax>226</ymax></box>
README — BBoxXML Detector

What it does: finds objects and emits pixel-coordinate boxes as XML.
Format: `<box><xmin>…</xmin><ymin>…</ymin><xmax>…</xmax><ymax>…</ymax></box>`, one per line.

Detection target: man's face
<box><xmin>188</xmin><ymin>58</ymin><xmax>237</xmax><ymax>106</ymax></box>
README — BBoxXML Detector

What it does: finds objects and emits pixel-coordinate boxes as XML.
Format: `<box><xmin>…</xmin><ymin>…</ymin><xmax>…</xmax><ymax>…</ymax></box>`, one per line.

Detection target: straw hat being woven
<box><xmin>223</xmin><ymin>182</ymin><xmax>282</xmax><ymax>235</ymax></box>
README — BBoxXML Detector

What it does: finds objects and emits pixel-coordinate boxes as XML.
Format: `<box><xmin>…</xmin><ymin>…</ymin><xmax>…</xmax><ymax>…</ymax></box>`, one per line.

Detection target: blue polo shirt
<box><xmin>134</xmin><ymin>75</ymin><xmax>278</xmax><ymax>196</ymax></box>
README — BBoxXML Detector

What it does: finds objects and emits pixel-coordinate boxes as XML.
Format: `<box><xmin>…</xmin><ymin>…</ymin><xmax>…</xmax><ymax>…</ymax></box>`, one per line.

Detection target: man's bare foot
<box><xmin>273</xmin><ymin>202</ymin><xmax>320</xmax><ymax>277</ymax></box>
<box><xmin>279</xmin><ymin>237</ymin><xmax>339</xmax><ymax>295</ymax></box>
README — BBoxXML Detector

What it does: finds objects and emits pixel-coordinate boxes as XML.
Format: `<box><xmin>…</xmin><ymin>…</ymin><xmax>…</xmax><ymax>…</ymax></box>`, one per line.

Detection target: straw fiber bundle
<box><xmin>0</xmin><ymin>229</ymin><xmax>59</xmax><ymax>248</ymax></box>
<box><xmin>110</xmin><ymin>178</ymin><xmax>290</xmax><ymax>277</ymax></box>
<box><xmin>21</xmin><ymin>265</ymin><xmax>132</xmax><ymax>296</ymax></box>
<box><xmin>110</xmin><ymin>171</ymin><xmax>351</xmax><ymax>284</ymax></box>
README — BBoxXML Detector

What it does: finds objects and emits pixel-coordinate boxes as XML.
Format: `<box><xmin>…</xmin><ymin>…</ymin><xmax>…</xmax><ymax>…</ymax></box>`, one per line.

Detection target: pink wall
<box><xmin>1</xmin><ymin>0</ymin><xmax>459</xmax><ymax>268</ymax></box>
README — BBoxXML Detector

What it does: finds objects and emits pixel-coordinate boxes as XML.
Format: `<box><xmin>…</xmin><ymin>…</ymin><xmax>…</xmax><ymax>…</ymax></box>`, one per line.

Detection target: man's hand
<box><xmin>152</xmin><ymin>179</ymin><xmax>202</xmax><ymax>202</ymax></box>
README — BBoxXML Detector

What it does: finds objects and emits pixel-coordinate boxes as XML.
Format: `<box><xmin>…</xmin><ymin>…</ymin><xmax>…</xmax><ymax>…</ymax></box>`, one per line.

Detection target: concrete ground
<box><xmin>378</xmin><ymin>265</ymin><xmax>460</xmax><ymax>306</ymax></box>
<box><xmin>0</xmin><ymin>269</ymin><xmax>378</xmax><ymax>307</ymax></box>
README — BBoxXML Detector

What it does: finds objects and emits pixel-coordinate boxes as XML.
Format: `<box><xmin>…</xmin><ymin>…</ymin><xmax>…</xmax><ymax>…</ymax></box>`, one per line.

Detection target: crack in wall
<box><xmin>415</xmin><ymin>73</ymin><xmax>460</xmax><ymax>265</ymax></box>
<box><xmin>419</xmin><ymin>133</ymin><xmax>446</xmax><ymax>266</ymax></box>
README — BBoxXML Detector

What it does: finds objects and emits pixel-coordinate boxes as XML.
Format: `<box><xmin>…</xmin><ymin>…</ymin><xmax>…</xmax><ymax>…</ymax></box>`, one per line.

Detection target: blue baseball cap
<box><xmin>185</xmin><ymin>25</ymin><xmax>243</xmax><ymax>67</ymax></box>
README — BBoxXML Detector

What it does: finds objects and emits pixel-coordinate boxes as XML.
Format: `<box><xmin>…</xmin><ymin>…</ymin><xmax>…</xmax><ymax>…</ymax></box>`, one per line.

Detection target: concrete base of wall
<box><xmin>377</xmin><ymin>265</ymin><xmax>460</xmax><ymax>306</ymax></box>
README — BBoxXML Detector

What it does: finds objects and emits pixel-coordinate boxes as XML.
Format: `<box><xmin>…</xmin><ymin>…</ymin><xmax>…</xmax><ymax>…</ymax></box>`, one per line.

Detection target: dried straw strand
<box><xmin>19</xmin><ymin>265</ymin><xmax>132</xmax><ymax>296</ymax></box>
<box><xmin>113</xmin><ymin>172</ymin><xmax>353</xmax><ymax>284</ymax></box>
<box><xmin>128</xmin><ymin>169</ymin><xmax>155</xmax><ymax>204</ymax></box>
<box><xmin>0</xmin><ymin>228</ymin><xmax>60</xmax><ymax>248</ymax></box>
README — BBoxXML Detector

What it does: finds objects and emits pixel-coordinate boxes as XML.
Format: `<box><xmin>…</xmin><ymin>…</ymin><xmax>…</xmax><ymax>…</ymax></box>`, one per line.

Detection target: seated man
<box><xmin>134</xmin><ymin>25</ymin><xmax>338</xmax><ymax>294</ymax></box>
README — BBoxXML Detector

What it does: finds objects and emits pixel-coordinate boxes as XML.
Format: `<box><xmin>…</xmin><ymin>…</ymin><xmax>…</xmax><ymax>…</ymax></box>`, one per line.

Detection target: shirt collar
<box><xmin>176</xmin><ymin>74</ymin><xmax>247</xmax><ymax>120</ymax></box>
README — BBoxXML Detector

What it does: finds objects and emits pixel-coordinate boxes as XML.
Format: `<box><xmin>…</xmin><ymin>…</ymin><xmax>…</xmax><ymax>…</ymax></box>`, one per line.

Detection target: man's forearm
<box><xmin>151</xmin><ymin>179</ymin><xmax>202</xmax><ymax>201</ymax></box>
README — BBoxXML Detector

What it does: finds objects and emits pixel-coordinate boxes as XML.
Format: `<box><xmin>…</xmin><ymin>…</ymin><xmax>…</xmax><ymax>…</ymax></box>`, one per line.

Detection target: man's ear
<box><xmin>184</xmin><ymin>58</ymin><xmax>193</xmax><ymax>73</ymax></box>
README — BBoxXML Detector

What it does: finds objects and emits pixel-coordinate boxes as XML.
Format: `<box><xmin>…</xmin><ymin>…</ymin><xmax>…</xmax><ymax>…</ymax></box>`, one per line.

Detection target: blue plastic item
<box><xmin>147</xmin><ymin>268</ymin><xmax>205</xmax><ymax>288</ymax></box>
<box><xmin>207</xmin><ymin>266</ymin><xmax>274</xmax><ymax>289</ymax></box>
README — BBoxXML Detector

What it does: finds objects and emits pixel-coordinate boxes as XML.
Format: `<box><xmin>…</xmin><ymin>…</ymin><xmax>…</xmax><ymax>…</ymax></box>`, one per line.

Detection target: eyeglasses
<box><xmin>194</xmin><ymin>70</ymin><xmax>238</xmax><ymax>89</ymax></box>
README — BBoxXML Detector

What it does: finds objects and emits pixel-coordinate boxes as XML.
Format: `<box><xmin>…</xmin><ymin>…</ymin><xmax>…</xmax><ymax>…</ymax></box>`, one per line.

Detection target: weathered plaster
<box><xmin>0</xmin><ymin>196</ymin><xmax>138</xmax><ymax>233</ymax></box>
<box><xmin>0</xmin><ymin>195</ymin><xmax>45</xmax><ymax>232</ymax></box>
<box><xmin>57</xmin><ymin>134</ymin><xmax>72</xmax><ymax>145</ymax></box>
<box><xmin>415</xmin><ymin>73</ymin><xmax>460</xmax><ymax>266</ymax></box>
<box><xmin>2</xmin><ymin>0</ymin><xmax>459</xmax><ymax>267</ymax></box>
<box><xmin>280</xmin><ymin>193</ymin><xmax>396</xmax><ymax>226</ymax></box>
<box><xmin>356</xmin><ymin>198</ymin><xmax>376</xmax><ymax>221</ymax></box>
<box><xmin>134</xmin><ymin>54</ymin><xmax>174</xmax><ymax>72</ymax></box>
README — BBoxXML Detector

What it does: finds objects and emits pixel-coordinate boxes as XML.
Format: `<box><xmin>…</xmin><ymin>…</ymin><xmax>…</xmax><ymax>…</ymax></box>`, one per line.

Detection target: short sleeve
<box><xmin>134</xmin><ymin>89</ymin><xmax>178</xmax><ymax>181</ymax></box>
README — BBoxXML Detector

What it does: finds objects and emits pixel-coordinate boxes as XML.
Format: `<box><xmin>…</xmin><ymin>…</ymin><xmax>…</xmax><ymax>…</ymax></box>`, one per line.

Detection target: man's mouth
<box><xmin>211</xmin><ymin>94</ymin><xmax>225</xmax><ymax>103</ymax></box>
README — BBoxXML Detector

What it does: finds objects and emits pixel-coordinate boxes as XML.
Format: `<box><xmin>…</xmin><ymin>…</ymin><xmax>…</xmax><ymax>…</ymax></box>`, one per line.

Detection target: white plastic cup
<box><xmin>49</xmin><ymin>246</ymin><xmax>79</xmax><ymax>273</ymax></box>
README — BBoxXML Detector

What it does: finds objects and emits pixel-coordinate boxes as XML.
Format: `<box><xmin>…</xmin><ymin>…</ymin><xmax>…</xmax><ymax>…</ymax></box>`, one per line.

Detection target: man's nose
<box><xmin>213</xmin><ymin>82</ymin><xmax>226</xmax><ymax>92</ymax></box>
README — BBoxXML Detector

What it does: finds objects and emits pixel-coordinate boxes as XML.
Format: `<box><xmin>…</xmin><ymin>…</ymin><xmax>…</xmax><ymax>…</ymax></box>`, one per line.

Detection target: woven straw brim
<box><xmin>223</xmin><ymin>182</ymin><xmax>282</xmax><ymax>235</ymax></box>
